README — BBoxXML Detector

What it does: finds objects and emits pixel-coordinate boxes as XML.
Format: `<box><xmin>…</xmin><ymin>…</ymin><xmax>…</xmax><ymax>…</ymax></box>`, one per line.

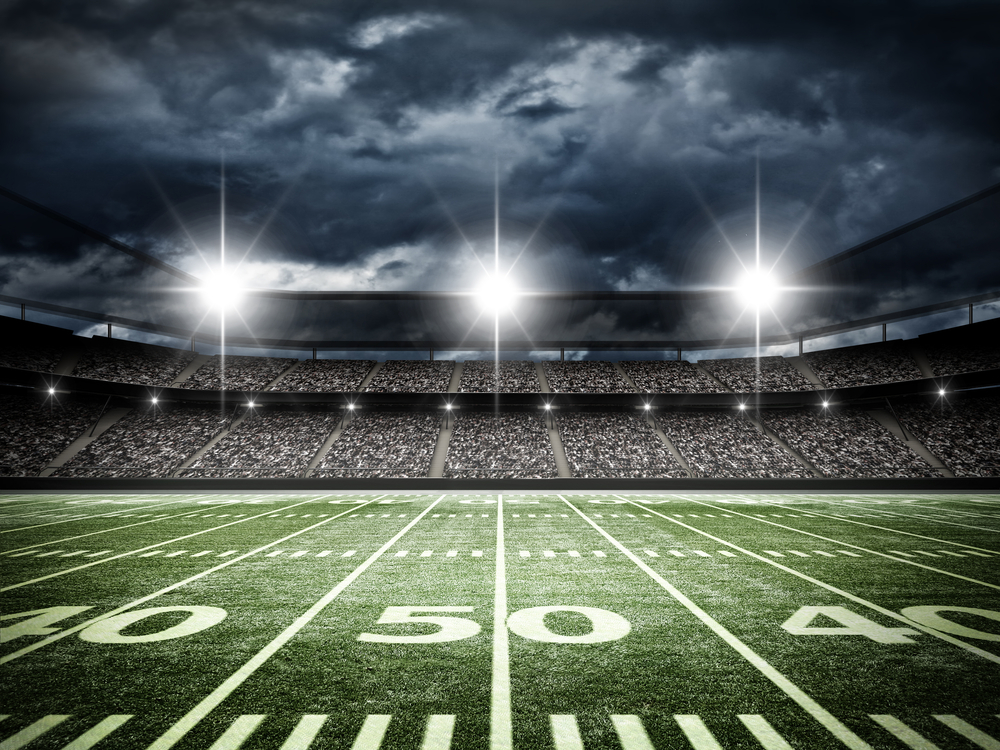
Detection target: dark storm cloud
<box><xmin>0</xmin><ymin>0</ymin><xmax>998</xmax><ymax>349</ymax></box>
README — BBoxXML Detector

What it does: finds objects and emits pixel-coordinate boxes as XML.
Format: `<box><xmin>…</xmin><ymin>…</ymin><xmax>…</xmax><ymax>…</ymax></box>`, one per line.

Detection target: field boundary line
<box><xmin>613</xmin><ymin>496</ymin><xmax>1000</xmax><ymax>665</ymax></box>
<box><xmin>1</xmin><ymin>497</ymin><xmax>329</xmax><ymax>592</ymax></box>
<box><xmin>558</xmin><ymin>495</ymin><xmax>876</xmax><ymax>750</ymax></box>
<box><xmin>680</xmin><ymin>497</ymin><xmax>1000</xmax><ymax>592</ymax></box>
<box><xmin>1</xmin><ymin>506</ymin><xmax>235</xmax><ymax>555</ymax></box>
<box><xmin>795</xmin><ymin>497</ymin><xmax>1000</xmax><ymax>536</ymax></box>
<box><xmin>145</xmin><ymin>495</ymin><xmax>446</xmax><ymax>750</ymax></box>
<box><xmin>0</xmin><ymin>496</ymin><xmax>200</xmax><ymax>534</ymax></box>
<box><xmin>492</xmin><ymin>494</ymin><xmax>511</xmax><ymax>750</ymax></box>
<box><xmin>0</xmin><ymin>494</ymin><xmax>387</xmax><ymax>664</ymax></box>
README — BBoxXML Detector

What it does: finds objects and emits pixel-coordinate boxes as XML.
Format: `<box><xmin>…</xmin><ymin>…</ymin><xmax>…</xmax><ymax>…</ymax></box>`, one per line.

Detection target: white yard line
<box><xmin>0</xmin><ymin>497</ymin><xmax>200</xmax><ymax>535</ymax></box>
<box><xmin>145</xmin><ymin>496</ymin><xmax>445</xmax><ymax>750</ymax></box>
<box><xmin>492</xmin><ymin>494</ymin><xmax>512</xmax><ymax>750</ymax></box>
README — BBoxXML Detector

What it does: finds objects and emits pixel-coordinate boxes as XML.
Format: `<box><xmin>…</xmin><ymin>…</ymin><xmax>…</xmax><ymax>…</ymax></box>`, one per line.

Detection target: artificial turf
<box><xmin>1</xmin><ymin>492</ymin><xmax>999</xmax><ymax>749</ymax></box>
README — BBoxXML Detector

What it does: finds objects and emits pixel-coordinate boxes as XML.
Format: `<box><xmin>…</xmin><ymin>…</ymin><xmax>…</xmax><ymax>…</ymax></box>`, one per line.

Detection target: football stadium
<box><xmin>2</xmin><ymin>2</ymin><xmax>999</xmax><ymax>748</ymax></box>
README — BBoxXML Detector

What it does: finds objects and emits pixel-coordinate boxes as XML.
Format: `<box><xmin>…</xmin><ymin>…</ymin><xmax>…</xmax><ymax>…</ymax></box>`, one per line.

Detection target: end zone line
<box><xmin>0</xmin><ymin>494</ymin><xmax>382</xmax><ymax>665</ymax></box>
<box><xmin>1</xmin><ymin>497</ymin><xmax>331</xmax><ymax>592</ymax></box>
<box><xmin>614</xmin><ymin>496</ymin><xmax>1000</xmax><ymax>665</ymax></box>
<box><xmin>145</xmin><ymin>495</ymin><xmax>447</xmax><ymax>750</ymax></box>
<box><xmin>681</xmin><ymin>496</ymin><xmax>1000</xmax><ymax>593</ymax></box>
<box><xmin>492</xmin><ymin>494</ymin><xmax>512</xmax><ymax>750</ymax></box>
<box><xmin>558</xmin><ymin>495</ymin><xmax>876</xmax><ymax>750</ymax></box>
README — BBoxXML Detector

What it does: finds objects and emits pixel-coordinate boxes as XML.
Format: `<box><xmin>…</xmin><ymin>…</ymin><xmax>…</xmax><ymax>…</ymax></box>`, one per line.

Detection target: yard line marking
<box><xmin>59</xmin><ymin>551</ymin><xmax>88</xmax><ymax>557</ymax></box>
<box><xmin>290</xmin><ymin>551</ymin><xmax>309</xmax><ymax>558</ymax></box>
<box><xmin>643</xmin><ymin>550</ymin><xmax>659</xmax><ymax>557</ymax></box>
<box><xmin>139</xmin><ymin>551</ymin><xmax>164</xmax><ymax>557</ymax></box>
<box><xmin>675</xmin><ymin>715</ymin><xmax>723</xmax><ymax>750</ymax></box>
<box><xmin>610</xmin><ymin>715</ymin><xmax>655</xmax><ymax>750</ymax></box>
<box><xmin>350</xmin><ymin>715</ymin><xmax>392</xmax><ymax>750</ymax></box>
<box><xmin>278</xmin><ymin>715</ymin><xmax>327</xmax><ymax>750</ymax></box>
<box><xmin>718</xmin><ymin>551</ymin><xmax>737</xmax><ymax>557</ymax></box>
<box><xmin>888</xmin><ymin>551</ymin><xmax>916</xmax><ymax>558</ymax></box>
<box><xmin>342</xmin><ymin>551</ymin><xmax>356</xmax><ymax>557</ymax></box>
<box><xmin>564</xmin><ymin>497</ymin><xmax>876</xmax><ymax>750</ymax></box>
<box><xmin>593</xmin><ymin>551</ymin><xmax>607</xmax><ymax>557</ymax></box>
<box><xmin>869</xmin><ymin>715</ymin><xmax>942</xmax><ymax>749</ymax></box>
<box><xmin>472</xmin><ymin>551</ymin><xmax>483</xmax><ymax>557</ymax></box>
<box><xmin>679</xmin><ymin>498</ymin><xmax>1000</xmax><ymax>593</ymax></box>
<box><xmin>615</xmin><ymin>496</ymin><xmax>1000</xmax><ymax>665</ymax></box>
<box><xmin>190</xmin><ymin>551</ymin><xmax>213</xmax><ymax>558</ymax></box>
<box><xmin>217</xmin><ymin>551</ymin><xmax>238</xmax><ymax>558</ymax></box>
<box><xmin>1</xmin><ymin>495</ymin><xmax>383</xmax><ymax>666</ymax></box>
<box><xmin>61</xmin><ymin>714</ymin><xmax>134</xmax><ymax>750</ymax></box>
<box><xmin>738</xmin><ymin>715</ymin><xmax>795</xmax><ymax>750</ymax></box>
<box><xmin>164</xmin><ymin>551</ymin><xmax>188</xmax><ymax>558</ymax></box>
<box><xmin>2</xmin><ymin>497</ymin><xmax>327</xmax><ymax>592</ymax></box>
<box><xmin>0</xmin><ymin>497</ymin><xmax>197</xmax><ymax>536</ymax></box>
<box><xmin>145</xmin><ymin>497</ymin><xmax>442</xmax><ymax>750</ymax></box>
<box><xmin>317</xmin><ymin>551</ymin><xmax>332</xmax><ymax>557</ymax></box>
<box><xmin>764</xmin><ymin>551</ymin><xmax>786</xmax><ymax>557</ymax></box>
<box><xmin>492</xmin><ymin>494</ymin><xmax>512</xmax><ymax>750</ymax></box>
<box><xmin>0</xmin><ymin>715</ymin><xmax>71</xmax><ymax>750</ymax></box>
<box><xmin>206</xmin><ymin>715</ymin><xmax>267</xmax><ymax>750</ymax></box>
<box><xmin>447</xmin><ymin>551</ymin><xmax>457</xmax><ymax>557</ymax></box>
<box><xmin>420</xmin><ymin>715</ymin><xmax>455</xmax><ymax>750</ymax></box>
<box><xmin>550</xmin><ymin>715</ymin><xmax>583</xmax><ymax>750</ymax></box>
<box><xmin>787</xmin><ymin>551</ymin><xmax>810</xmax><ymax>557</ymax></box>
<box><xmin>934</xmin><ymin>715</ymin><xmax>1000</xmax><ymax>749</ymax></box>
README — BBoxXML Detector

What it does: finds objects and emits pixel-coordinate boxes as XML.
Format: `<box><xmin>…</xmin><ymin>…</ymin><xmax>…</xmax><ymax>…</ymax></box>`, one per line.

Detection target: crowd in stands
<box><xmin>365</xmin><ymin>360</ymin><xmax>455</xmax><ymax>392</ymax></box>
<box><xmin>459</xmin><ymin>360</ymin><xmax>540</xmax><ymax>393</ymax></box>
<box><xmin>74</xmin><ymin>342</ymin><xmax>196</xmax><ymax>386</ymax></box>
<box><xmin>542</xmin><ymin>361</ymin><xmax>631</xmax><ymax>393</ymax></box>
<box><xmin>0</xmin><ymin>394</ymin><xmax>101</xmax><ymax>476</ymax></box>
<box><xmin>313</xmin><ymin>411</ymin><xmax>440</xmax><ymax>477</ymax></box>
<box><xmin>445</xmin><ymin>411</ymin><xmax>557</xmax><ymax>478</ymax></box>
<box><xmin>179</xmin><ymin>355</ymin><xmax>296</xmax><ymax>391</ymax></box>
<box><xmin>762</xmin><ymin>407</ymin><xmax>939</xmax><ymax>478</ymax></box>
<box><xmin>0</xmin><ymin>343</ymin><xmax>63</xmax><ymax>373</ymax></box>
<box><xmin>620</xmin><ymin>360</ymin><xmax>728</xmax><ymax>393</ymax></box>
<box><xmin>897</xmin><ymin>398</ymin><xmax>1000</xmax><ymax>477</ymax></box>
<box><xmin>701</xmin><ymin>356</ymin><xmax>816</xmax><ymax>393</ymax></box>
<box><xmin>805</xmin><ymin>341</ymin><xmax>922</xmax><ymax>389</ymax></box>
<box><xmin>55</xmin><ymin>405</ymin><xmax>226</xmax><ymax>478</ymax></box>
<box><xmin>557</xmin><ymin>410</ymin><xmax>686</xmax><ymax>478</ymax></box>
<box><xmin>271</xmin><ymin>359</ymin><xmax>375</xmax><ymax>392</ymax></box>
<box><xmin>924</xmin><ymin>344</ymin><xmax>1000</xmax><ymax>377</ymax></box>
<box><xmin>182</xmin><ymin>409</ymin><xmax>337</xmax><ymax>478</ymax></box>
<box><xmin>658</xmin><ymin>410</ymin><xmax>813</xmax><ymax>478</ymax></box>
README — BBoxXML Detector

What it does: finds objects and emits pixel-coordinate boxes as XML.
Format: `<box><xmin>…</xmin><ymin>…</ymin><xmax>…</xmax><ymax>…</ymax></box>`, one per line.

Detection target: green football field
<box><xmin>1</xmin><ymin>492</ymin><xmax>999</xmax><ymax>750</ymax></box>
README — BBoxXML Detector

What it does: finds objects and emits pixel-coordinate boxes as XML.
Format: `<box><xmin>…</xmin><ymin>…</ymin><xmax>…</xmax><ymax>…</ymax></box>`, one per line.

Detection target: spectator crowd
<box><xmin>445</xmin><ymin>411</ymin><xmax>557</xmax><ymax>478</ymax></box>
<box><xmin>898</xmin><ymin>398</ymin><xmax>1000</xmax><ymax>477</ymax></box>
<box><xmin>543</xmin><ymin>361</ymin><xmax>631</xmax><ymax>393</ymax></box>
<box><xmin>620</xmin><ymin>360</ymin><xmax>728</xmax><ymax>393</ymax></box>
<box><xmin>365</xmin><ymin>360</ymin><xmax>455</xmax><ymax>392</ymax></box>
<box><xmin>701</xmin><ymin>356</ymin><xmax>816</xmax><ymax>393</ymax></box>
<box><xmin>313</xmin><ymin>411</ymin><xmax>441</xmax><ymax>477</ymax></box>
<box><xmin>271</xmin><ymin>359</ymin><xmax>376</xmax><ymax>392</ymax></box>
<box><xmin>0</xmin><ymin>394</ymin><xmax>101</xmax><ymax>476</ymax></box>
<box><xmin>459</xmin><ymin>360</ymin><xmax>540</xmax><ymax>392</ymax></box>
<box><xmin>557</xmin><ymin>410</ymin><xmax>685</xmax><ymax>477</ymax></box>
<box><xmin>805</xmin><ymin>342</ymin><xmax>922</xmax><ymax>389</ymax></box>
<box><xmin>180</xmin><ymin>355</ymin><xmax>296</xmax><ymax>391</ymax></box>
<box><xmin>924</xmin><ymin>344</ymin><xmax>1000</xmax><ymax>377</ymax></box>
<box><xmin>74</xmin><ymin>341</ymin><xmax>196</xmax><ymax>386</ymax></box>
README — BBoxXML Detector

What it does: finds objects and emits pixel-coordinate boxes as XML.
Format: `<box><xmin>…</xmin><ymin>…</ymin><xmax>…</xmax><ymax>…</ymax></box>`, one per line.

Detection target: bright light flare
<box><xmin>476</xmin><ymin>275</ymin><xmax>517</xmax><ymax>314</ymax></box>
<box><xmin>200</xmin><ymin>270</ymin><xmax>244</xmax><ymax>310</ymax></box>
<box><xmin>736</xmin><ymin>268</ymin><xmax>780</xmax><ymax>311</ymax></box>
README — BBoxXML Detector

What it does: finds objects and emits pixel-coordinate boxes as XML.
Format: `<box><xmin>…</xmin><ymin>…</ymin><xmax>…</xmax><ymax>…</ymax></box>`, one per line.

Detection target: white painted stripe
<box><xmin>421</xmin><ymin>551</ymin><xmax>433</xmax><ymax>557</ymax></box>
<box><xmin>836</xmin><ymin>551</ymin><xmax>862</xmax><ymax>557</ymax></box>
<box><xmin>342</xmin><ymin>551</ymin><xmax>356</xmax><ymax>557</ymax></box>
<box><xmin>145</xmin><ymin>497</ymin><xmax>441</xmax><ymax>750</ymax></box>
<box><xmin>60</xmin><ymin>715</ymin><xmax>134</xmax><ymax>750</ymax></box>
<box><xmin>520</xmin><ymin>551</ymin><xmax>530</xmax><ymax>558</ymax></box>
<box><xmin>869</xmin><ymin>715</ymin><xmax>942</xmax><ymax>749</ymax></box>
<box><xmin>549</xmin><ymin>715</ymin><xmax>583</xmax><ymax>750</ymax></box>
<box><xmin>59</xmin><ymin>551</ymin><xmax>88</xmax><ymax>557</ymax></box>
<box><xmin>350</xmin><ymin>716</ymin><xmax>391</xmax><ymax>750</ymax></box>
<box><xmin>718</xmin><ymin>551</ymin><xmax>736</xmax><ymax>557</ymax></box>
<box><xmin>472</xmin><ymin>551</ymin><xmax>483</xmax><ymax>557</ymax></box>
<box><xmin>812</xmin><ymin>551</ymin><xmax>835</xmax><ymax>557</ymax></box>
<box><xmin>266</xmin><ymin>551</ymin><xmax>284</xmax><ymax>558</ymax></box>
<box><xmin>593</xmin><ymin>551</ymin><xmax>607</xmax><ymax>557</ymax></box>
<box><xmin>278</xmin><ymin>714</ymin><xmax>327</xmax><ymax>750</ymax></box>
<box><xmin>420</xmin><ymin>716</ymin><xmax>455</xmax><ymax>750</ymax></box>
<box><xmin>217</xmin><ymin>551</ymin><xmax>238</xmax><ymax>558</ymax></box>
<box><xmin>668</xmin><ymin>550</ymin><xmax>685</xmax><ymax>557</ymax></box>
<box><xmin>492</xmin><ymin>495</ymin><xmax>512</xmax><ymax>750</ymax></box>
<box><xmin>206</xmin><ymin>715</ymin><xmax>267</xmax><ymax>750</ymax></box>
<box><xmin>447</xmin><ymin>551</ymin><xmax>457</xmax><ymax>557</ymax></box>
<box><xmin>190</xmin><ymin>551</ymin><xmax>213</xmax><ymax>558</ymax></box>
<box><xmin>936</xmin><ymin>550</ymin><xmax>965</xmax><ymax>557</ymax></box>
<box><xmin>0</xmin><ymin>715</ymin><xmax>71</xmax><ymax>750</ymax></box>
<box><xmin>543</xmin><ymin>551</ymin><xmax>556</xmax><ymax>558</ymax></box>
<box><xmin>693</xmin><ymin>551</ymin><xmax>711</xmax><ymax>557</ymax></box>
<box><xmin>764</xmin><ymin>551</ymin><xmax>786</xmax><ymax>558</ymax></box>
<box><xmin>934</xmin><ymin>715</ymin><xmax>1000</xmax><ymax>749</ymax></box>
<box><xmin>290</xmin><ymin>552</ymin><xmax>309</xmax><ymax>558</ymax></box>
<box><xmin>7</xmin><ymin>551</ymin><xmax>39</xmax><ymax>557</ymax></box>
<box><xmin>738</xmin><ymin>715</ymin><xmax>795</xmax><ymax>750</ymax></box>
<box><xmin>139</xmin><ymin>551</ymin><xmax>164</xmax><ymax>558</ymax></box>
<box><xmin>963</xmin><ymin>551</ymin><xmax>992</xmax><ymax>557</ymax></box>
<box><xmin>568</xmin><ymin>550</ymin><xmax>580</xmax><ymax>557</ymax></box>
<box><xmin>316</xmin><ymin>552</ymin><xmax>332</xmax><ymax>557</ymax></box>
<box><xmin>644</xmin><ymin>550</ymin><xmax>659</xmax><ymax>557</ymax></box>
<box><xmin>568</xmin><ymin>497</ymin><xmax>876</xmax><ymax>750</ymax></box>
<box><xmin>787</xmin><ymin>551</ymin><xmax>810</xmax><ymax>557</ymax></box>
<box><xmin>34</xmin><ymin>550</ymin><xmax>65</xmax><ymax>557</ymax></box>
<box><xmin>610</xmin><ymin>715</ymin><xmax>655</xmax><ymax>750</ymax></box>
<box><xmin>164</xmin><ymin>551</ymin><xmax>188</xmax><ymax>558</ymax></box>
<box><xmin>675</xmin><ymin>715</ymin><xmax>724</xmax><ymax>750</ymax></box>
<box><xmin>395</xmin><ymin>551</ymin><xmax>409</xmax><ymax>557</ymax></box>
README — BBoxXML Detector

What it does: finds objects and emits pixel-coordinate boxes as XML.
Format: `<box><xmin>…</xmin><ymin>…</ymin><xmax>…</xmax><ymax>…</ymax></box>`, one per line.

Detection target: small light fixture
<box><xmin>445</xmin><ymin>403</ymin><xmax>452</xmax><ymax>411</ymax></box>
<box><xmin>151</xmin><ymin>397</ymin><xmax>159</xmax><ymax>405</ymax></box>
<box><xmin>544</xmin><ymin>403</ymin><xmax>551</xmax><ymax>410</ymax></box>
<box><xmin>247</xmin><ymin>401</ymin><xmax>255</xmax><ymax>408</ymax></box>
<box><xmin>643</xmin><ymin>403</ymin><xmax>651</xmax><ymax>410</ymax></box>
<box><xmin>738</xmin><ymin>403</ymin><xmax>746</xmax><ymax>411</ymax></box>
<box><xmin>821</xmin><ymin>401</ymin><xmax>829</xmax><ymax>408</ymax></box>
<box><xmin>48</xmin><ymin>388</ymin><xmax>56</xmax><ymax>395</ymax></box>
<box><xmin>938</xmin><ymin>388</ymin><xmax>946</xmax><ymax>397</ymax></box>
<box><xmin>348</xmin><ymin>403</ymin><xmax>355</xmax><ymax>411</ymax></box>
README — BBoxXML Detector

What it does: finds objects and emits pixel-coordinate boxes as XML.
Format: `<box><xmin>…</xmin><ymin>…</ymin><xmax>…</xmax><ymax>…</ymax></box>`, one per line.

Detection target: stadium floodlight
<box><xmin>476</xmin><ymin>274</ymin><xmax>517</xmax><ymax>314</ymax></box>
<box><xmin>200</xmin><ymin>270</ymin><xmax>244</xmax><ymax>310</ymax></box>
<box><xmin>48</xmin><ymin>387</ymin><xmax>55</xmax><ymax>395</ymax></box>
<box><xmin>736</xmin><ymin>268</ymin><xmax>780</xmax><ymax>311</ymax></box>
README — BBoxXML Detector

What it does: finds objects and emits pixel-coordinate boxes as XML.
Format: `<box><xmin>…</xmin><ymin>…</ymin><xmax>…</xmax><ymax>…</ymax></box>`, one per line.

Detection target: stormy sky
<box><xmin>1</xmin><ymin>0</ymin><xmax>998</xmax><ymax>359</ymax></box>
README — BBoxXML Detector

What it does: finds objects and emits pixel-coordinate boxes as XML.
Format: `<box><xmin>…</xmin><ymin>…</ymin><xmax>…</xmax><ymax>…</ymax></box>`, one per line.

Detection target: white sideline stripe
<box><xmin>279</xmin><ymin>714</ymin><xmax>328</xmax><ymax>750</ymax></box>
<box><xmin>610</xmin><ymin>715</ymin><xmax>655</xmax><ymax>750</ymax></box>
<box><xmin>738</xmin><ymin>715</ymin><xmax>795</xmax><ymax>750</ymax></box>
<box><xmin>550</xmin><ymin>715</ymin><xmax>583</xmax><ymax>750</ymax></box>
<box><xmin>623</xmin><ymin>496</ymin><xmax>1000</xmax><ymax>666</ymax></box>
<box><xmin>675</xmin><ymin>715</ymin><xmax>724</xmax><ymax>750</ymax></box>
<box><xmin>145</xmin><ymin>497</ymin><xmax>441</xmax><ymax>750</ymax></box>
<box><xmin>683</xmin><ymin>498</ymin><xmax>1000</xmax><ymax>593</ymax></box>
<box><xmin>934</xmin><ymin>715</ymin><xmax>1000</xmax><ymax>749</ymax></box>
<box><xmin>569</xmin><ymin>497</ymin><xmax>877</xmax><ymax>750</ymax></box>
<box><xmin>0</xmin><ymin>715</ymin><xmax>71</xmax><ymax>750</ymax></box>
<box><xmin>206</xmin><ymin>715</ymin><xmax>267</xmax><ymax>750</ymax></box>
<box><xmin>351</xmin><ymin>715</ymin><xmax>392</xmax><ymax>750</ymax></box>
<box><xmin>1</xmin><ymin>495</ymin><xmax>378</xmax><ymax>666</ymax></box>
<box><xmin>869</xmin><ymin>715</ymin><xmax>942</xmax><ymax>749</ymax></box>
<box><xmin>61</xmin><ymin>715</ymin><xmax>134</xmax><ymax>750</ymax></box>
<box><xmin>1</xmin><ymin>497</ymin><xmax>324</xmax><ymax>593</ymax></box>
<box><xmin>492</xmin><ymin>495</ymin><xmax>511</xmax><ymax>750</ymax></box>
<box><xmin>421</xmin><ymin>715</ymin><xmax>455</xmax><ymax>750</ymax></box>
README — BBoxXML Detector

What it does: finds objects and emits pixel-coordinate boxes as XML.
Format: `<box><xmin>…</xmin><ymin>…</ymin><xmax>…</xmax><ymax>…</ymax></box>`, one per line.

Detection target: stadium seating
<box><xmin>269</xmin><ymin>359</ymin><xmax>375</xmax><ymax>392</ymax></box>
<box><xmin>74</xmin><ymin>338</ymin><xmax>196</xmax><ymax>386</ymax></box>
<box><xmin>557</xmin><ymin>410</ymin><xmax>686</xmax><ymax>478</ymax></box>
<box><xmin>312</xmin><ymin>411</ymin><xmax>440</xmax><ymax>477</ymax></box>
<box><xmin>897</xmin><ymin>398</ymin><xmax>1000</xmax><ymax>477</ymax></box>
<box><xmin>620</xmin><ymin>360</ymin><xmax>727</xmax><ymax>393</ymax></box>
<box><xmin>445</xmin><ymin>411</ymin><xmax>557</xmax><ymax>478</ymax></box>
<box><xmin>459</xmin><ymin>360</ymin><xmax>540</xmax><ymax>392</ymax></box>
<box><xmin>0</xmin><ymin>393</ymin><xmax>101</xmax><ymax>476</ymax></box>
<box><xmin>805</xmin><ymin>341</ymin><xmax>922</xmax><ymax>388</ymax></box>
<box><xmin>364</xmin><ymin>360</ymin><xmax>455</xmax><ymax>392</ymax></box>
<box><xmin>543</xmin><ymin>361</ymin><xmax>632</xmax><ymax>393</ymax></box>
<box><xmin>179</xmin><ymin>354</ymin><xmax>297</xmax><ymax>391</ymax></box>
<box><xmin>700</xmin><ymin>355</ymin><xmax>815</xmax><ymax>393</ymax></box>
